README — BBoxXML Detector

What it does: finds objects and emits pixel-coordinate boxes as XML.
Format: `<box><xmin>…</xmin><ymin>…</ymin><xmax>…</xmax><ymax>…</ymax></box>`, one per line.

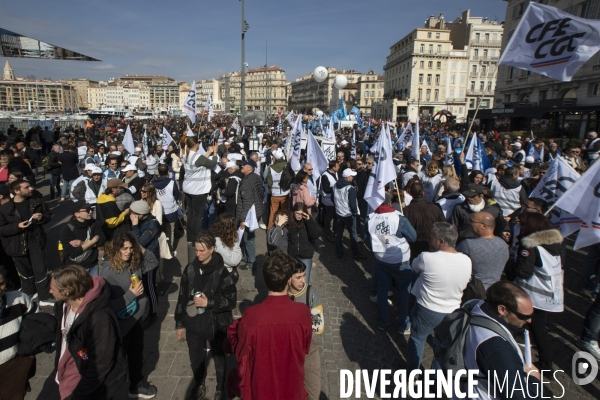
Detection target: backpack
<box><xmin>461</xmin><ymin>274</ymin><xmax>486</xmax><ymax>305</ymax></box>
<box><xmin>41</xmin><ymin>156</ymin><xmax>51</xmax><ymax>171</ymax></box>
<box><xmin>431</xmin><ymin>300</ymin><xmax>519</xmax><ymax>376</ymax></box>
<box><xmin>279</xmin><ymin>162</ymin><xmax>295</xmax><ymax>192</ymax></box>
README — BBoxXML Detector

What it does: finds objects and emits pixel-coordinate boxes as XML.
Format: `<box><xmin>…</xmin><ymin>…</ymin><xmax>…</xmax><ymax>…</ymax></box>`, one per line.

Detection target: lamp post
<box><xmin>240</xmin><ymin>0</ymin><xmax>249</xmax><ymax>123</ymax></box>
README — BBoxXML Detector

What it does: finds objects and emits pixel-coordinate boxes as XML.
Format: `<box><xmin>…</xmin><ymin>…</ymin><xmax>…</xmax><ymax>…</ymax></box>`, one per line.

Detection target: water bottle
<box><xmin>194</xmin><ymin>291</ymin><xmax>205</xmax><ymax>314</ymax></box>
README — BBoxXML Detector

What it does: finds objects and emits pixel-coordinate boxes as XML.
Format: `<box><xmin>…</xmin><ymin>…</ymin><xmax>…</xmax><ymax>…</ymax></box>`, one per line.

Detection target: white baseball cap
<box><xmin>272</xmin><ymin>149</ymin><xmax>284</xmax><ymax>159</ymax></box>
<box><xmin>84</xmin><ymin>164</ymin><xmax>96</xmax><ymax>171</ymax></box>
<box><xmin>225</xmin><ymin>161</ymin><xmax>237</xmax><ymax>169</ymax></box>
<box><xmin>525</xmin><ymin>156</ymin><xmax>535</xmax><ymax>163</ymax></box>
<box><xmin>121</xmin><ymin>164</ymin><xmax>137</xmax><ymax>172</ymax></box>
<box><xmin>512</xmin><ymin>142</ymin><xmax>522</xmax><ymax>148</ymax></box>
<box><xmin>341</xmin><ymin>140</ymin><xmax>348</xmax><ymax>145</ymax></box>
<box><xmin>342</xmin><ymin>168</ymin><xmax>357</xmax><ymax>178</ymax></box>
<box><xmin>134</xmin><ymin>147</ymin><xmax>143</xmax><ymax>153</ymax></box>
<box><xmin>91</xmin><ymin>166</ymin><xmax>103</xmax><ymax>174</ymax></box>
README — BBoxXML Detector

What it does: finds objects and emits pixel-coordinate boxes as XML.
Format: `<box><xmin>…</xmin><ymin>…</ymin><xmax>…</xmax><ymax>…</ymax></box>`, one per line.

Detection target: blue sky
<box><xmin>1</xmin><ymin>0</ymin><xmax>508</xmax><ymax>83</ymax></box>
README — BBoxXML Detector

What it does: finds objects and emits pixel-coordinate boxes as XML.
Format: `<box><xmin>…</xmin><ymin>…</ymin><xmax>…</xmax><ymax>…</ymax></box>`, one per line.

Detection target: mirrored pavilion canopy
<box><xmin>0</xmin><ymin>27</ymin><xmax>100</xmax><ymax>61</ymax></box>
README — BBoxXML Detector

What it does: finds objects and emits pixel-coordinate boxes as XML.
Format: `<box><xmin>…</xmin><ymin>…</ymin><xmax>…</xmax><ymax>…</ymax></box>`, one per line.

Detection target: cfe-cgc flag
<box><xmin>160</xmin><ymin>127</ymin><xmax>174</xmax><ymax>150</ymax></box>
<box><xmin>364</xmin><ymin>124</ymin><xmax>396</xmax><ymax>211</ymax></box>
<box><xmin>411</xmin><ymin>117</ymin><xmax>420</xmax><ymax>161</ymax></box>
<box><xmin>205</xmin><ymin>93</ymin><xmax>214</xmax><ymax>122</ymax></box>
<box><xmin>183</xmin><ymin>81</ymin><xmax>197</xmax><ymax>123</ymax></box>
<box><xmin>552</xmin><ymin>157</ymin><xmax>600</xmax><ymax>249</ymax></box>
<box><xmin>444</xmin><ymin>137</ymin><xmax>454</xmax><ymax>166</ymax></box>
<box><xmin>123</xmin><ymin>125</ymin><xmax>135</xmax><ymax>155</ymax></box>
<box><xmin>499</xmin><ymin>2</ymin><xmax>600</xmax><ymax>82</ymax></box>
<box><xmin>290</xmin><ymin>114</ymin><xmax>303</xmax><ymax>171</ymax></box>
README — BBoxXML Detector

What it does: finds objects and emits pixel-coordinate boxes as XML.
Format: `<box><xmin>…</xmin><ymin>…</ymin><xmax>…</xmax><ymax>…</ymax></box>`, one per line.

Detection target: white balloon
<box><xmin>334</xmin><ymin>75</ymin><xmax>348</xmax><ymax>89</ymax></box>
<box><xmin>316</xmin><ymin>110</ymin><xmax>324</xmax><ymax>118</ymax></box>
<box><xmin>314</xmin><ymin>66</ymin><xmax>328</xmax><ymax>83</ymax></box>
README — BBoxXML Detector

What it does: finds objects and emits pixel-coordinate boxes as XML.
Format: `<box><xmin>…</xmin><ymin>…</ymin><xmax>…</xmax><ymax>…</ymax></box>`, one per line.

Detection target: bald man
<box><xmin>456</xmin><ymin>212</ymin><xmax>509</xmax><ymax>289</ymax></box>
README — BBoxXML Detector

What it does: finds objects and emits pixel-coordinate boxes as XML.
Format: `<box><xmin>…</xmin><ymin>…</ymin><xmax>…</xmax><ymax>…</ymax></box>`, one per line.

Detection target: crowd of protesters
<box><xmin>0</xmin><ymin>112</ymin><xmax>598</xmax><ymax>400</ymax></box>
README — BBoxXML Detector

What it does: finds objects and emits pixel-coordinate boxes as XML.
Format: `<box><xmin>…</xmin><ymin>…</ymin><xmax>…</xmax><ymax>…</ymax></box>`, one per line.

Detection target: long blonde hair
<box><xmin>442</xmin><ymin>165</ymin><xmax>458</xmax><ymax>180</ymax></box>
<box><xmin>106</xmin><ymin>232</ymin><xmax>142</xmax><ymax>274</ymax></box>
<box><xmin>142</xmin><ymin>183</ymin><xmax>157</xmax><ymax>210</ymax></box>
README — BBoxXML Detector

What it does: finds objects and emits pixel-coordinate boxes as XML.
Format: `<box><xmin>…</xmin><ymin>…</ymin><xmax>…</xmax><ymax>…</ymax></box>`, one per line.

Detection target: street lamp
<box><xmin>240</xmin><ymin>0</ymin><xmax>249</xmax><ymax>123</ymax></box>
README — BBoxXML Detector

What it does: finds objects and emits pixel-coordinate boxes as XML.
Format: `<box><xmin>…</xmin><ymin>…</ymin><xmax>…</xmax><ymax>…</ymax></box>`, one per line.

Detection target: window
<box><xmin>472</xmin><ymin>65</ymin><xmax>478</xmax><ymax>74</ymax></box>
<box><xmin>420</xmin><ymin>61</ymin><xmax>425</xmax><ymax>68</ymax></box>
<box><xmin>419</xmin><ymin>74</ymin><xmax>424</xmax><ymax>83</ymax></box>
<box><xmin>487</xmin><ymin>81</ymin><xmax>493</xmax><ymax>91</ymax></box>
<box><xmin>504</xmin><ymin>94</ymin><xmax>511</xmax><ymax>103</ymax></box>
<box><xmin>427</xmin><ymin>74</ymin><xmax>432</xmax><ymax>84</ymax></box>
<box><xmin>364</xmin><ymin>92</ymin><xmax>368</xmax><ymax>98</ymax></box>
<box><xmin>483</xmin><ymin>49</ymin><xmax>488</xmax><ymax>59</ymax></box>
<box><xmin>429</xmin><ymin>44</ymin><xmax>433</xmax><ymax>54</ymax></box>
<box><xmin>460</xmin><ymin>74</ymin><xmax>466</xmax><ymax>84</ymax></box>
<box><xmin>437</xmin><ymin>45</ymin><xmax>442</xmax><ymax>54</ymax></box>
<box><xmin>434</xmin><ymin>89</ymin><xmax>439</xmax><ymax>100</ymax></box>
<box><xmin>437</xmin><ymin>61</ymin><xmax>442</xmax><ymax>69</ymax></box>
<box><xmin>482</xmin><ymin>65</ymin><xmax>487</xmax><ymax>75</ymax></box>
<box><xmin>475</xmin><ymin>33</ymin><xmax>480</xmax><ymax>42</ymax></box>
<box><xmin>450</xmin><ymin>74</ymin><xmax>456</xmax><ymax>84</ymax></box>
<box><xmin>481</xmin><ymin>99</ymin><xmax>490</xmax><ymax>108</ymax></box>
<box><xmin>469</xmin><ymin>98</ymin><xmax>476</xmax><ymax>108</ymax></box>
<box><xmin>480</xmin><ymin>81</ymin><xmax>485</xmax><ymax>91</ymax></box>
<box><xmin>508</xmin><ymin>67</ymin><xmax>514</xmax><ymax>79</ymax></box>
<box><xmin>460</xmin><ymin>89</ymin><xmax>465</xmax><ymax>97</ymax></box>
<box><xmin>428</xmin><ymin>61</ymin><xmax>433</xmax><ymax>68</ymax></box>
<box><xmin>450</xmin><ymin>88</ymin><xmax>455</xmax><ymax>97</ymax></box>
<box><xmin>474</xmin><ymin>49</ymin><xmax>479</xmax><ymax>57</ymax></box>
<box><xmin>435</xmin><ymin>74</ymin><xmax>440</xmax><ymax>84</ymax></box>
<box><xmin>462</xmin><ymin>62</ymin><xmax>467</xmax><ymax>70</ymax></box>
<box><xmin>427</xmin><ymin>32</ymin><xmax>432</xmax><ymax>38</ymax></box>
<box><xmin>451</xmin><ymin>61</ymin><xmax>457</xmax><ymax>69</ymax></box>
<box><xmin>418</xmin><ymin>88</ymin><xmax>422</xmax><ymax>99</ymax></box>
<box><xmin>539</xmin><ymin>89</ymin><xmax>547</xmax><ymax>100</ymax></box>
<box><xmin>420</xmin><ymin>44</ymin><xmax>425</xmax><ymax>52</ymax></box>
<box><xmin>426</xmin><ymin>89</ymin><xmax>431</xmax><ymax>100</ymax></box>
<box><xmin>471</xmin><ymin>81</ymin><xmax>476</xmax><ymax>90</ymax></box>
<box><xmin>591</xmin><ymin>83</ymin><xmax>600</xmax><ymax>96</ymax></box>
<box><xmin>436</xmin><ymin>32</ymin><xmax>440</xmax><ymax>39</ymax></box>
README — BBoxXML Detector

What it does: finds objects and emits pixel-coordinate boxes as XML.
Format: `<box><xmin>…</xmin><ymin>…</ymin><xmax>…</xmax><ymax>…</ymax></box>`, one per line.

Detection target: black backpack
<box><xmin>279</xmin><ymin>162</ymin><xmax>295</xmax><ymax>192</ymax></box>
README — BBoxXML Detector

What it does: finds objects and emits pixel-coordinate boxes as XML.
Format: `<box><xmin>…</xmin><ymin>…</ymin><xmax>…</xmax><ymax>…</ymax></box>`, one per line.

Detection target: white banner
<box><xmin>322</xmin><ymin>143</ymin><xmax>336</xmax><ymax>161</ymax></box>
<box><xmin>499</xmin><ymin>2</ymin><xmax>600</xmax><ymax>81</ymax></box>
<box><xmin>123</xmin><ymin>125</ymin><xmax>135</xmax><ymax>155</ymax></box>
<box><xmin>530</xmin><ymin>157</ymin><xmax>582</xmax><ymax>237</ymax></box>
<box><xmin>365</xmin><ymin>124</ymin><xmax>396</xmax><ymax>210</ymax></box>
<box><xmin>205</xmin><ymin>93</ymin><xmax>214</xmax><ymax>122</ymax></box>
<box><xmin>290</xmin><ymin>114</ymin><xmax>303</xmax><ymax>171</ymax></box>
<box><xmin>28</xmin><ymin>119</ymin><xmax>54</xmax><ymax>131</ymax></box>
<box><xmin>183</xmin><ymin>81</ymin><xmax>197</xmax><ymax>123</ymax></box>
<box><xmin>306</xmin><ymin>130</ymin><xmax>329</xmax><ymax>181</ymax></box>
<box><xmin>160</xmin><ymin>127</ymin><xmax>174</xmax><ymax>150</ymax></box>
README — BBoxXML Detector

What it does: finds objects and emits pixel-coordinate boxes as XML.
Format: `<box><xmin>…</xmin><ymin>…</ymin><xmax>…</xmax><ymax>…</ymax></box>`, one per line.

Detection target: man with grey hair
<box><xmin>48</xmin><ymin>143</ymin><xmax>63</xmax><ymax>200</ymax></box>
<box><xmin>249</xmin><ymin>151</ymin><xmax>260</xmax><ymax>175</ymax></box>
<box><xmin>407</xmin><ymin>222</ymin><xmax>472</xmax><ymax>375</ymax></box>
<box><xmin>434</xmin><ymin>177</ymin><xmax>464</xmax><ymax>222</ymax></box>
<box><xmin>585</xmin><ymin>131</ymin><xmax>600</xmax><ymax>165</ymax></box>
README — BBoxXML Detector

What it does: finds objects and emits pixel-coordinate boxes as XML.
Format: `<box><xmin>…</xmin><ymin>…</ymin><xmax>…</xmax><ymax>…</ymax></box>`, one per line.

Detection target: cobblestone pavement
<box><xmin>23</xmin><ymin>181</ymin><xmax>600</xmax><ymax>399</ymax></box>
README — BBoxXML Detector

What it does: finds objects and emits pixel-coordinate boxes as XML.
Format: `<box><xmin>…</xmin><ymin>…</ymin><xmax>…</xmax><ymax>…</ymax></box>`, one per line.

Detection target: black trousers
<box><xmin>186</xmin><ymin>329</ymin><xmax>226</xmax><ymax>390</ymax></box>
<box><xmin>122</xmin><ymin>320</ymin><xmax>145</xmax><ymax>390</ymax></box>
<box><xmin>13</xmin><ymin>242</ymin><xmax>50</xmax><ymax>300</ymax></box>
<box><xmin>323</xmin><ymin>205</ymin><xmax>337</xmax><ymax>235</ymax></box>
<box><xmin>185</xmin><ymin>193</ymin><xmax>208</xmax><ymax>242</ymax></box>
<box><xmin>528</xmin><ymin>308</ymin><xmax>553</xmax><ymax>363</ymax></box>
<box><xmin>142</xmin><ymin>268</ymin><xmax>158</xmax><ymax>316</ymax></box>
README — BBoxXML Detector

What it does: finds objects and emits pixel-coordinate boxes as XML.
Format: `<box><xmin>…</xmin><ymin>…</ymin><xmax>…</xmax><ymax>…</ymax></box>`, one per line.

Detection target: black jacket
<box><xmin>7</xmin><ymin>157</ymin><xmax>35</xmax><ymax>186</ymax></box>
<box><xmin>123</xmin><ymin>174</ymin><xmax>145</xmax><ymax>201</ymax></box>
<box><xmin>451</xmin><ymin>198</ymin><xmax>507</xmax><ymax>243</ymax></box>
<box><xmin>58</xmin><ymin>151</ymin><xmax>80</xmax><ymax>181</ymax></box>
<box><xmin>506</xmin><ymin>229</ymin><xmax>563</xmax><ymax>281</ymax></box>
<box><xmin>174</xmin><ymin>252</ymin><xmax>238</xmax><ymax>333</ymax></box>
<box><xmin>220</xmin><ymin>170</ymin><xmax>244</xmax><ymax>215</ymax></box>
<box><xmin>236</xmin><ymin>172</ymin><xmax>265</xmax><ymax>224</ymax></box>
<box><xmin>0</xmin><ymin>196</ymin><xmax>52</xmax><ymax>256</ymax></box>
<box><xmin>355</xmin><ymin>169</ymin><xmax>369</xmax><ymax>199</ymax></box>
<box><xmin>53</xmin><ymin>280</ymin><xmax>127</xmax><ymax>400</ymax></box>
<box><xmin>48</xmin><ymin>150</ymin><xmax>62</xmax><ymax>175</ymax></box>
<box><xmin>59</xmin><ymin>216</ymin><xmax>106</xmax><ymax>270</ymax></box>
<box><xmin>287</xmin><ymin>217</ymin><xmax>321</xmax><ymax>259</ymax></box>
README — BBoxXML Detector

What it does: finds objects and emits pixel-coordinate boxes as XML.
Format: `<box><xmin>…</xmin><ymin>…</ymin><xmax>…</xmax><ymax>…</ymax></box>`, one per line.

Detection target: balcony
<box><xmin>470</xmin><ymin>40</ymin><xmax>502</xmax><ymax>47</ymax></box>
<box><xmin>471</xmin><ymin>56</ymin><xmax>499</xmax><ymax>62</ymax></box>
<box><xmin>446</xmin><ymin>98</ymin><xmax>467</xmax><ymax>103</ymax></box>
<box><xmin>539</xmin><ymin>98</ymin><xmax>578</xmax><ymax>107</ymax></box>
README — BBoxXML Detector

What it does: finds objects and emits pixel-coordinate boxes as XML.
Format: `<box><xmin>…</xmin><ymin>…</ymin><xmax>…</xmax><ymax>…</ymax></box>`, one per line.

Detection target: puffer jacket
<box><xmin>506</xmin><ymin>229</ymin><xmax>563</xmax><ymax>281</ymax></box>
<box><xmin>131</xmin><ymin>214</ymin><xmax>160</xmax><ymax>260</ymax></box>
<box><xmin>451</xmin><ymin>198</ymin><xmax>507</xmax><ymax>242</ymax></box>
<box><xmin>287</xmin><ymin>217</ymin><xmax>321</xmax><ymax>259</ymax></box>
<box><xmin>291</xmin><ymin>183</ymin><xmax>316</xmax><ymax>212</ymax></box>
<box><xmin>48</xmin><ymin>150</ymin><xmax>62</xmax><ymax>175</ymax></box>
<box><xmin>236</xmin><ymin>172</ymin><xmax>265</xmax><ymax>224</ymax></box>
<box><xmin>0</xmin><ymin>197</ymin><xmax>52</xmax><ymax>256</ymax></box>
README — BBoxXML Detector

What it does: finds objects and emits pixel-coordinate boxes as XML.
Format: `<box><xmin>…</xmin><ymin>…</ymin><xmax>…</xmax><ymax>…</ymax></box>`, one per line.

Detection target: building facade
<box><xmin>64</xmin><ymin>79</ymin><xmax>99</xmax><ymax>109</ymax></box>
<box><xmin>288</xmin><ymin>68</ymin><xmax>361</xmax><ymax>114</ymax></box>
<box><xmin>372</xmin><ymin>10</ymin><xmax>502</xmax><ymax>123</ymax></box>
<box><xmin>476</xmin><ymin>0</ymin><xmax>600</xmax><ymax>139</ymax></box>
<box><xmin>219</xmin><ymin>67</ymin><xmax>287</xmax><ymax>115</ymax></box>
<box><xmin>0</xmin><ymin>61</ymin><xmax>77</xmax><ymax>111</ymax></box>
<box><xmin>355</xmin><ymin>70</ymin><xmax>384</xmax><ymax>116</ymax></box>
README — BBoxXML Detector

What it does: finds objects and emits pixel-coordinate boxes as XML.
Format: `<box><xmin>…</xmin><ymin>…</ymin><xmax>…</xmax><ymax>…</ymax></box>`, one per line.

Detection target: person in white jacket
<box><xmin>209</xmin><ymin>213</ymin><xmax>242</xmax><ymax>274</ymax></box>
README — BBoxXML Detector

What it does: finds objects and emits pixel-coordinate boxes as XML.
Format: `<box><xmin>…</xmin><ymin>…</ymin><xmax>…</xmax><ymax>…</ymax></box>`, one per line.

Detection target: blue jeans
<box><xmin>50</xmin><ymin>174</ymin><xmax>61</xmax><ymax>199</ymax></box>
<box><xmin>202</xmin><ymin>197</ymin><xmax>217</xmax><ymax>230</ymax></box>
<box><xmin>335</xmin><ymin>215</ymin><xmax>358</xmax><ymax>256</ymax></box>
<box><xmin>61</xmin><ymin>179</ymin><xmax>75</xmax><ymax>199</ymax></box>
<box><xmin>581</xmin><ymin>293</ymin><xmax>600</xmax><ymax>342</ymax></box>
<box><xmin>407</xmin><ymin>302</ymin><xmax>447</xmax><ymax>373</ymax></box>
<box><xmin>376</xmin><ymin>260</ymin><xmax>414</xmax><ymax>331</ymax></box>
<box><xmin>87</xmin><ymin>264</ymin><xmax>98</xmax><ymax>277</ymax></box>
<box><xmin>241</xmin><ymin>227</ymin><xmax>256</xmax><ymax>266</ymax></box>
<box><xmin>299</xmin><ymin>258</ymin><xmax>313</xmax><ymax>285</ymax></box>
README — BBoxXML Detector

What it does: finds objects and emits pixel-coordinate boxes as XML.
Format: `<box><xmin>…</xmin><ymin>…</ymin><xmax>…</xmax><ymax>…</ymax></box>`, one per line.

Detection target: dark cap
<box><xmin>462</xmin><ymin>183</ymin><xmax>484</xmax><ymax>198</ymax></box>
<box><xmin>241</xmin><ymin>159</ymin><xmax>257</xmax><ymax>169</ymax></box>
<box><xmin>71</xmin><ymin>202</ymin><xmax>93</xmax><ymax>214</ymax></box>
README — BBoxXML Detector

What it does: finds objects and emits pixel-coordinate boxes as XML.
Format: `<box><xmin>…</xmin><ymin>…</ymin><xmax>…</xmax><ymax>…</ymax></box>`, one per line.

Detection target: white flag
<box><xmin>183</xmin><ymin>81</ymin><xmax>197</xmax><ymax>123</ymax></box>
<box><xmin>351</xmin><ymin>129</ymin><xmax>357</xmax><ymax>159</ymax></box>
<box><xmin>530</xmin><ymin>157</ymin><xmax>582</xmax><ymax>237</ymax></box>
<box><xmin>205</xmin><ymin>93</ymin><xmax>214</xmax><ymax>122</ymax></box>
<box><xmin>142</xmin><ymin>130</ymin><xmax>148</xmax><ymax>157</ymax></box>
<box><xmin>552</xmin><ymin>157</ymin><xmax>600</xmax><ymax>249</ymax></box>
<box><xmin>499</xmin><ymin>2</ymin><xmax>600</xmax><ymax>82</ymax></box>
<box><xmin>123</xmin><ymin>125</ymin><xmax>135</xmax><ymax>155</ymax></box>
<box><xmin>285</xmin><ymin>111</ymin><xmax>294</xmax><ymax>126</ymax></box>
<box><xmin>306</xmin><ymin>129</ymin><xmax>328</xmax><ymax>181</ymax></box>
<box><xmin>398</xmin><ymin>123</ymin><xmax>413</xmax><ymax>148</ymax></box>
<box><xmin>445</xmin><ymin>137</ymin><xmax>454</xmax><ymax>166</ymax></box>
<box><xmin>186</xmin><ymin>125</ymin><xmax>195</xmax><ymax>137</ymax></box>
<box><xmin>365</xmin><ymin>124</ymin><xmax>396</xmax><ymax>210</ymax></box>
<box><xmin>161</xmin><ymin>127</ymin><xmax>174</xmax><ymax>150</ymax></box>
<box><xmin>464</xmin><ymin>133</ymin><xmax>477</xmax><ymax>168</ymax></box>
<box><xmin>411</xmin><ymin>117</ymin><xmax>420</xmax><ymax>161</ymax></box>
<box><xmin>325</xmin><ymin>117</ymin><xmax>335</xmax><ymax>141</ymax></box>
<box><xmin>232</xmin><ymin>117</ymin><xmax>240</xmax><ymax>134</ymax></box>
<box><xmin>290</xmin><ymin>114</ymin><xmax>303</xmax><ymax>171</ymax></box>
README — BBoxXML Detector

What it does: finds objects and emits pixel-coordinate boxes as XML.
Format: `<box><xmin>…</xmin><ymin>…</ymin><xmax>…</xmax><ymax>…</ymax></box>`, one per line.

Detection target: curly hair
<box><xmin>209</xmin><ymin>213</ymin><xmax>239</xmax><ymax>249</ymax></box>
<box><xmin>106</xmin><ymin>232</ymin><xmax>142</xmax><ymax>274</ymax></box>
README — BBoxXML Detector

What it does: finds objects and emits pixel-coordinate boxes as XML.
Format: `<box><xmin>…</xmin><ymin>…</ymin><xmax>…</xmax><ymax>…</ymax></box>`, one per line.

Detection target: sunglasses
<box><xmin>505</xmin><ymin>306</ymin><xmax>534</xmax><ymax>321</ymax></box>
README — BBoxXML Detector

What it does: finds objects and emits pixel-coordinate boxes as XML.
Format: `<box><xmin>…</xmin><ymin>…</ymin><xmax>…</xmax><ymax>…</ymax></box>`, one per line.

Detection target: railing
<box><xmin>446</xmin><ymin>98</ymin><xmax>467</xmax><ymax>103</ymax></box>
<box><xmin>470</xmin><ymin>40</ymin><xmax>503</xmax><ymax>47</ymax></box>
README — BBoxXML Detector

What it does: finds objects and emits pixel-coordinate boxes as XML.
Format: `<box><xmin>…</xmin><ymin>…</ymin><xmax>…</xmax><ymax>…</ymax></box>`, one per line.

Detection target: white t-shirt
<box><xmin>411</xmin><ymin>251</ymin><xmax>472</xmax><ymax>314</ymax></box>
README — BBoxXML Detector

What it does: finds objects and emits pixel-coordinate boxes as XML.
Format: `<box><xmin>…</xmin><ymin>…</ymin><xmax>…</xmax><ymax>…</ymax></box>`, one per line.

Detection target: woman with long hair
<box><xmin>506</xmin><ymin>212</ymin><xmax>563</xmax><ymax>371</ymax></box>
<box><xmin>100</xmin><ymin>232</ymin><xmax>158</xmax><ymax>398</ymax></box>
<box><xmin>175</xmin><ymin>233</ymin><xmax>237</xmax><ymax>399</ymax></box>
<box><xmin>209</xmin><ymin>212</ymin><xmax>242</xmax><ymax>274</ymax></box>
<box><xmin>145</xmin><ymin>148</ymin><xmax>159</xmax><ymax>181</ymax></box>
<box><xmin>286</xmin><ymin>202</ymin><xmax>321</xmax><ymax>284</ymax></box>
<box><xmin>290</xmin><ymin>170</ymin><xmax>316</xmax><ymax>214</ymax></box>
<box><xmin>141</xmin><ymin>183</ymin><xmax>163</xmax><ymax>227</ymax></box>
<box><xmin>441</xmin><ymin>165</ymin><xmax>458</xmax><ymax>180</ymax></box>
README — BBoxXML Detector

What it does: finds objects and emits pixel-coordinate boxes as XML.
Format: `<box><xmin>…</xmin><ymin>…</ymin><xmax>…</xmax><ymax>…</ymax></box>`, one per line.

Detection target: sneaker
<box><xmin>60</xmin><ymin>197</ymin><xmax>65</xmax><ymax>202</ymax></box>
<box><xmin>128</xmin><ymin>381</ymin><xmax>157</xmax><ymax>399</ymax></box>
<box><xmin>399</xmin><ymin>327</ymin><xmax>411</xmax><ymax>335</ymax></box>
<box><xmin>259</xmin><ymin>223</ymin><xmax>267</xmax><ymax>230</ymax></box>
<box><xmin>31</xmin><ymin>293</ymin><xmax>39</xmax><ymax>300</ymax></box>
<box><xmin>239</xmin><ymin>262</ymin><xmax>254</xmax><ymax>271</ymax></box>
<box><xmin>189</xmin><ymin>383</ymin><xmax>205</xmax><ymax>399</ymax></box>
<box><xmin>353</xmin><ymin>253</ymin><xmax>368</xmax><ymax>260</ymax></box>
<box><xmin>39</xmin><ymin>297</ymin><xmax>56</xmax><ymax>307</ymax></box>
<box><xmin>370</xmin><ymin>295</ymin><xmax>377</xmax><ymax>303</ymax></box>
<box><xmin>577</xmin><ymin>338</ymin><xmax>600</xmax><ymax>361</ymax></box>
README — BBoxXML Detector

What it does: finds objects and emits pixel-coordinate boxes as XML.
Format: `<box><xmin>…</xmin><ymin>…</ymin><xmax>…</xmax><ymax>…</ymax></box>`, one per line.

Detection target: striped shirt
<box><xmin>0</xmin><ymin>292</ymin><xmax>36</xmax><ymax>365</ymax></box>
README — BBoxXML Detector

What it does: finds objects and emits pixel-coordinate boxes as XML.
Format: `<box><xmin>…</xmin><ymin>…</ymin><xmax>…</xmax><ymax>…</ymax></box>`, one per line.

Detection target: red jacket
<box><xmin>235</xmin><ymin>295</ymin><xmax>312</xmax><ymax>400</ymax></box>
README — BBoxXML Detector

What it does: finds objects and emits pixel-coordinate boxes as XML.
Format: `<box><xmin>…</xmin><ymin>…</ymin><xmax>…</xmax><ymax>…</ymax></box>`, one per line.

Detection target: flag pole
<box><xmin>461</xmin><ymin>96</ymin><xmax>482</xmax><ymax>156</ymax></box>
<box><xmin>394</xmin><ymin>179</ymin><xmax>404</xmax><ymax>213</ymax></box>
